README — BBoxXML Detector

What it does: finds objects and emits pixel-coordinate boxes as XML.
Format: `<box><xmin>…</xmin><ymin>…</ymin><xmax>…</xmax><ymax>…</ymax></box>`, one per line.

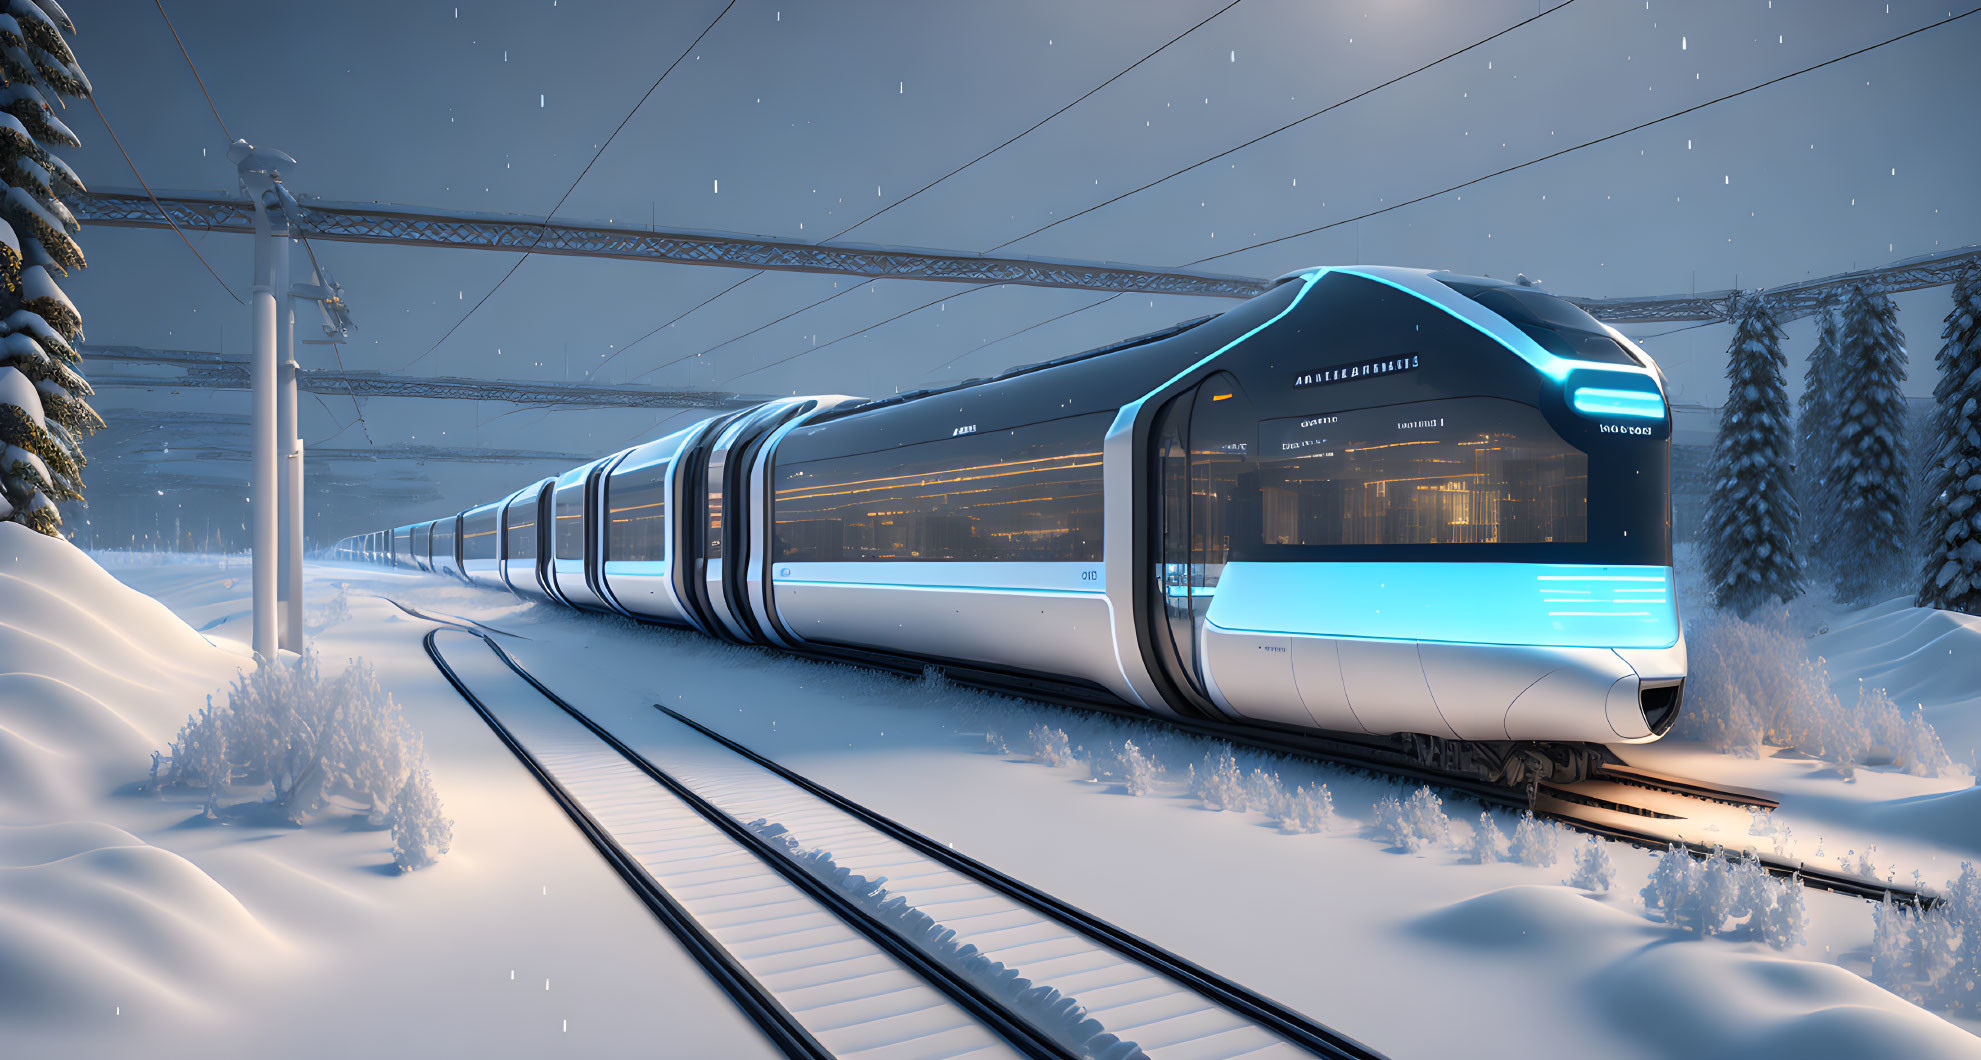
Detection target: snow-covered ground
<box><xmin>0</xmin><ymin>527</ymin><xmax>778</xmax><ymax>1059</ymax></box>
<box><xmin>8</xmin><ymin>535</ymin><xmax>1980</xmax><ymax>1058</ymax></box>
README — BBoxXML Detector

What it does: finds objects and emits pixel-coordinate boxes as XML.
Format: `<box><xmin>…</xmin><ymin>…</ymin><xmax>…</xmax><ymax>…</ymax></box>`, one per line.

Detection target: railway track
<box><xmin>770</xmin><ymin>641</ymin><xmax>1934</xmax><ymax>908</ymax></box>
<box><xmin>420</xmin><ymin>618</ymin><xmax>1386</xmax><ymax>1060</ymax></box>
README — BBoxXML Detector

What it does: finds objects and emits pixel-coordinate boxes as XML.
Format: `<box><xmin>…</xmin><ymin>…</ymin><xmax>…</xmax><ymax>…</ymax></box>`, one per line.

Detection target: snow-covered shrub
<box><xmin>1639</xmin><ymin>845</ymin><xmax>1806</xmax><ymax>949</ymax></box>
<box><xmin>1869</xmin><ymin>862</ymin><xmax>1981</xmax><ymax>1013</ymax></box>
<box><xmin>1088</xmin><ymin>738</ymin><xmax>1162</xmax><ymax>796</ymax></box>
<box><xmin>1274</xmin><ymin>783</ymin><xmax>1334</xmax><ymax>834</ymax></box>
<box><xmin>1567</xmin><ymin>839</ymin><xmax>1616</xmax><ymax>892</ymax></box>
<box><xmin>1464</xmin><ymin>812</ymin><xmax>1505</xmax><ymax>864</ymax></box>
<box><xmin>1027</xmin><ymin>724</ymin><xmax>1075</xmax><ymax>768</ymax></box>
<box><xmin>165</xmin><ymin>697</ymin><xmax>229</xmax><ymax>818</ymax></box>
<box><xmin>1677</xmin><ymin>609</ymin><xmax>1957</xmax><ymax>777</ymax></box>
<box><xmin>1187</xmin><ymin>747</ymin><xmax>1247</xmax><ymax>811</ymax></box>
<box><xmin>307</xmin><ymin>585</ymin><xmax>350</xmax><ymax>633</ymax></box>
<box><xmin>158</xmin><ymin>652</ymin><xmax>449</xmax><ymax>868</ymax></box>
<box><xmin>1872</xmin><ymin>896</ymin><xmax>1924</xmax><ymax>993</ymax></box>
<box><xmin>1373</xmin><ymin>787</ymin><xmax>1449</xmax><ymax>852</ymax></box>
<box><xmin>1507</xmin><ymin>811</ymin><xmax>1560</xmax><ymax>867</ymax></box>
<box><xmin>391</xmin><ymin>763</ymin><xmax>454</xmax><ymax>872</ymax></box>
<box><xmin>1118</xmin><ymin>740</ymin><xmax>1161</xmax><ymax>796</ymax></box>
<box><xmin>327</xmin><ymin>661</ymin><xmax>418</xmax><ymax>825</ymax></box>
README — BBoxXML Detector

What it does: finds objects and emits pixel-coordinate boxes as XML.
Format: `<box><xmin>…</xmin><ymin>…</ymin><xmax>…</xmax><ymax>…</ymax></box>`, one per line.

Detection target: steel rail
<box><xmin>406</xmin><ymin>580</ymin><xmax>1932</xmax><ymax>912</ymax></box>
<box><xmin>419</xmin><ymin>628</ymin><xmax>831</xmax><ymax>1060</ymax></box>
<box><xmin>770</xmin><ymin>641</ymin><xmax>1934</xmax><ymax>909</ymax></box>
<box><xmin>434</xmin><ymin>629</ymin><xmax>1075</xmax><ymax>1060</ymax></box>
<box><xmin>651</xmin><ymin>703</ymin><xmax>1390</xmax><ymax>1060</ymax></box>
<box><xmin>475</xmin><ymin>633</ymin><xmax>1381</xmax><ymax>1060</ymax></box>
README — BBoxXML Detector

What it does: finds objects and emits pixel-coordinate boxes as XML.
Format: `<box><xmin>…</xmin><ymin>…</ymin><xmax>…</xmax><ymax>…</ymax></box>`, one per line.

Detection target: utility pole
<box><xmin>230</xmin><ymin>139</ymin><xmax>297</xmax><ymax>662</ymax></box>
<box><xmin>277</xmin><ymin>224</ymin><xmax>303</xmax><ymax>653</ymax></box>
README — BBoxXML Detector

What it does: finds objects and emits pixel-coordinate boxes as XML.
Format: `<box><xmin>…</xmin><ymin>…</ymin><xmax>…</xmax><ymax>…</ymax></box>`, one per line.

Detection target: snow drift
<box><xmin>0</xmin><ymin>524</ymin><xmax>277</xmax><ymax>1025</ymax></box>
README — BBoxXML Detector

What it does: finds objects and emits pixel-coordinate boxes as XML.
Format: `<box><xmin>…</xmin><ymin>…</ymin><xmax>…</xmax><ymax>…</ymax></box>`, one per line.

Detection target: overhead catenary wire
<box><xmin>405</xmin><ymin>0</ymin><xmax>741</xmax><ymax>372</ymax></box>
<box><xmin>631</xmin><ymin>279</ymin><xmax>879</xmax><ymax>383</ymax></box>
<box><xmin>87</xmin><ymin>95</ymin><xmax>243</xmax><ymax>306</ymax></box>
<box><xmin>986</xmin><ymin>0</ymin><xmax>1579</xmax><ymax>254</ymax></box>
<box><xmin>151</xmin><ymin>0</ymin><xmax>376</xmax><ymax>448</ymax></box>
<box><xmin>593</xmin><ymin>270</ymin><xmax>763</xmax><ymax>379</ymax></box>
<box><xmin>825</xmin><ymin>0</ymin><xmax>1247</xmax><ymax>244</ymax></box>
<box><xmin>919</xmin><ymin>292</ymin><xmax>1126</xmax><ymax>381</ymax></box>
<box><xmin>685</xmin><ymin>0</ymin><xmax>1573</xmax><ymax>393</ymax></box>
<box><xmin>153</xmin><ymin>0</ymin><xmax>230</xmax><ymax>143</ymax></box>
<box><xmin>937</xmin><ymin>5</ymin><xmax>1981</xmax><ymax>364</ymax></box>
<box><xmin>1187</xmin><ymin>5</ymin><xmax>1981</xmax><ymax>268</ymax></box>
<box><xmin>718</xmin><ymin>284</ymin><xmax>999</xmax><ymax>385</ymax></box>
<box><xmin>618</xmin><ymin>0</ymin><xmax>1246</xmax><ymax>385</ymax></box>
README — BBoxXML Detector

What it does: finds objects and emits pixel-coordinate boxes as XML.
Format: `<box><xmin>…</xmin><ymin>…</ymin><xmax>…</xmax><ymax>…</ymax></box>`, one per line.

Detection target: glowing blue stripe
<box><xmin>1572</xmin><ymin>387</ymin><xmax>1666</xmax><ymax>419</ymax></box>
<box><xmin>1205</xmin><ymin>561</ymin><xmax>1679</xmax><ymax>648</ymax></box>
<box><xmin>1144</xmin><ymin>268</ymin><xmax>1325</xmax><ymax>397</ymax></box>
<box><xmin>779</xmin><ymin>579</ymin><xmax>1104</xmax><ymax>596</ymax></box>
<box><xmin>603</xmin><ymin>560</ymin><xmax>671</xmax><ymax>577</ymax></box>
<box><xmin>1335</xmin><ymin>268</ymin><xmax>1658</xmax><ymax>386</ymax></box>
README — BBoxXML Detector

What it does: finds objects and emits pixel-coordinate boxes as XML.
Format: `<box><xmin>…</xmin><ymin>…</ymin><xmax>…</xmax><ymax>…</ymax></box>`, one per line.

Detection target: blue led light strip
<box><xmin>1571</xmin><ymin>387</ymin><xmax>1666</xmax><ymax>419</ymax></box>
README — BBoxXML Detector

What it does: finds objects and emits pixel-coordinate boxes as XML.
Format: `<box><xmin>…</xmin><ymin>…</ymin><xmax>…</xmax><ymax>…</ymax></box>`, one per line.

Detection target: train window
<box><xmin>1256</xmin><ymin>396</ymin><xmax>1587</xmax><ymax>549</ymax></box>
<box><xmin>462</xmin><ymin>505</ymin><xmax>500</xmax><ymax>561</ymax></box>
<box><xmin>773</xmin><ymin>412</ymin><xmax>1108</xmax><ymax>562</ymax></box>
<box><xmin>1437</xmin><ymin>278</ymin><xmax>1638</xmax><ymax>366</ymax></box>
<box><xmin>432</xmin><ymin>519</ymin><xmax>456</xmax><ymax>565</ymax></box>
<box><xmin>605</xmin><ymin>458</ymin><xmax>668</xmax><ymax>562</ymax></box>
<box><xmin>505</xmin><ymin>497</ymin><xmax>537</xmax><ymax>561</ymax></box>
<box><xmin>553</xmin><ymin>477</ymin><xmax>586</xmax><ymax>560</ymax></box>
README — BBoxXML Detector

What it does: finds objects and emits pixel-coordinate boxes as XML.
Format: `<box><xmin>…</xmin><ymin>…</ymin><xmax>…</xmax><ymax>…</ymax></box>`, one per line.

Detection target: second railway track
<box><xmin>421</xmin><ymin>621</ymin><xmax>1385</xmax><ymax>1060</ymax></box>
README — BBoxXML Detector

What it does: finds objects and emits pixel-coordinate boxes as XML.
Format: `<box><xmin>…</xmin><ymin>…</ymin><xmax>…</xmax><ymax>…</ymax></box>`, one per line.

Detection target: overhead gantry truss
<box><xmin>1571</xmin><ymin>243</ymin><xmax>1981</xmax><ymax>326</ymax></box>
<box><xmin>74</xmin><ymin>190</ymin><xmax>1980</xmax><ymax>331</ymax></box>
<box><xmin>83</xmin><ymin>345</ymin><xmax>758</xmax><ymax>410</ymax></box>
<box><xmin>73</xmin><ymin>188</ymin><xmax>1270</xmax><ymax>300</ymax></box>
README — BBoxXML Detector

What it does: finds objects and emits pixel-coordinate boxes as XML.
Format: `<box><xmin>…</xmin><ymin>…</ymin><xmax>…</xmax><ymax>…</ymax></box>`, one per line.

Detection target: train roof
<box><xmin>831</xmin><ymin>311</ymin><xmax>1223</xmax><ymax>420</ymax></box>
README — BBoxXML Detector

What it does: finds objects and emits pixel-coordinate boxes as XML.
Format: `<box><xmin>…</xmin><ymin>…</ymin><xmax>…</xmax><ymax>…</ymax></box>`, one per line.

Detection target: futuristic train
<box><xmin>338</xmin><ymin>266</ymin><xmax>1684</xmax><ymax>786</ymax></box>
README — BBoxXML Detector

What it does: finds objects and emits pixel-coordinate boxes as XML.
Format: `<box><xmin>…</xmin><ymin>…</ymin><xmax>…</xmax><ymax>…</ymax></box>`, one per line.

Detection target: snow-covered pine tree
<box><xmin>1702</xmin><ymin>292</ymin><xmax>1803</xmax><ymax>616</ymax></box>
<box><xmin>0</xmin><ymin>1</ymin><xmax>96</xmax><ymax>536</ymax></box>
<box><xmin>1796</xmin><ymin>305</ymin><xmax>1844</xmax><ymax>574</ymax></box>
<box><xmin>1917</xmin><ymin>264</ymin><xmax>1981</xmax><ymax>614</ymax></box>
<box><xmin>1830</xmin><ymin>285</ymin><xmax>1912</xmax><ymax>603</ymax></box>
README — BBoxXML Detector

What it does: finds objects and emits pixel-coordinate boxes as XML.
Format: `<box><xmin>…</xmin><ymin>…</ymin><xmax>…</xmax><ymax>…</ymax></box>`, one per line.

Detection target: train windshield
<box><xmin>1436</xmin><ymin>276</ymin><xmax>1638</xmax><ymax>366</ymax></box>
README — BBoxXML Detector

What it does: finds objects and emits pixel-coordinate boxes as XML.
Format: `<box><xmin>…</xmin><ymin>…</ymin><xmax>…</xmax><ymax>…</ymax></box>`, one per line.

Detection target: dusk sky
<box><xmin>62</xmin><ymin>0</ymin><xmax>1981</xmax><ymax>539</ymax></box>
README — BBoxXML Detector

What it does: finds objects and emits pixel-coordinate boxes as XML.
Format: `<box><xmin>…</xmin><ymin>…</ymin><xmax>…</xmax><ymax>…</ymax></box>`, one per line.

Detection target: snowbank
<box><xmin>1811</xmin><ymin>600</ymin><xmax>1981</xmax><ymax>759</ymax></box>
<box><xmin>1414</xmin><ymin>886</ymin><xmax>1979</xmax><ymax>1059</ymax></box>
<box><xmin>0</xmin><ymin>523</ymin><xmax>243</xmax><ymax>819</ymax></box>
<box><xmin>0</xmin><ymin>822</ymin><xmax>281</xmax><ymax>1026</ymax></box>
<box><xmin>0</xmin><ymin>524</ymin><xmax>273</xmax><ymax>1028</ymax></box>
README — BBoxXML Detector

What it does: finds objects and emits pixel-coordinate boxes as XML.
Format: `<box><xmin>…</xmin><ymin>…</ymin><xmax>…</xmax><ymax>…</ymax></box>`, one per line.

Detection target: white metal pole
<box><xmin>247</xmin><ymin>195</ymin><xmax>278</xmax><ymax>662</ymax></box>
<box><xmin>276</xmin><ymin>226</ymin><xmax>303</xmax><ymax>653</ymax></box>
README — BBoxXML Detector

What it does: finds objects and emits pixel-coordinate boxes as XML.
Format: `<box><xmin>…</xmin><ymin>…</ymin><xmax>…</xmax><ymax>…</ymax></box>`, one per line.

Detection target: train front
<box><xmin>1163</xmin><ymin>266</ymin><xmax>1682</xmax><ymax>782</ymax></box>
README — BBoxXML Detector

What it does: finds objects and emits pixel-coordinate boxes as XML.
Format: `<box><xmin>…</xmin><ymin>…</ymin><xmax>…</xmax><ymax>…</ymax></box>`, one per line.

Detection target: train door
<box><xmin>1146</xmin><ymin>372</ymin><xmax>1252</xmax><ymax>716</ymax></box>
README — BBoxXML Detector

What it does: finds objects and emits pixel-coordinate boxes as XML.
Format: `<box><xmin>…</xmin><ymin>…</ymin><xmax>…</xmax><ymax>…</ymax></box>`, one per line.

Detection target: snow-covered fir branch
<box><xmin>0</xmin><ymin>1</ymin><xmax>97</xmax><ymax>537</ymax></box>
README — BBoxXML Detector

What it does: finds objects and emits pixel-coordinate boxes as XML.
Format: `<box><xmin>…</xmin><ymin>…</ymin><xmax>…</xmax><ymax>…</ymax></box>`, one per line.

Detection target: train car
<box><xmin>431</xmin><ymin>513</ymin><xmax>462</xmax><ymax>581</ymax></box>
<box><xmin>500</xmin><ymin>480</ymin><xmax>555</xmax><ymax>600</ymax></box>
<box><xmin>460</xmin><ymin>501</ymin><xmax>503</xmax><ymax>586</ymax></box>
<box><xmin>545</xmin><ymin>455</ymin><xmax>616</xmax><ymax>611</ymax></box>
<box><xmin>409</xmin><ymin>522</ymin><xmax>431</xmax><ymax>572</ymax></box>
<box><xmin>353</xmin><ymin>266</ymin><xmax>1682</xmax><ymax>786</ymax></box>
